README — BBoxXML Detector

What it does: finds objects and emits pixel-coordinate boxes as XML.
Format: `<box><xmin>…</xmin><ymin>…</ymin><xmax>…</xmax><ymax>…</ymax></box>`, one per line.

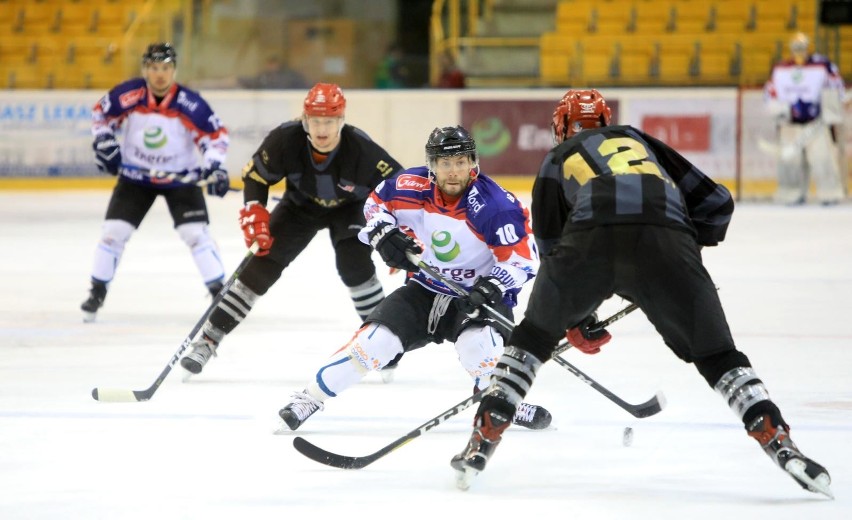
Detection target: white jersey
<box><xmin>360</xmin><ymin>166</ymin><xmax>539</xmax><ymax>307</ymax></box>
<box><xmin>92</xmin><ymin>78</ymin><xmax>228</xmax><ymax>187</ymax></box>
<box><xmin>764</xmin><ymin>54</ymin><xmax>846</xmax><ymax>124</ymax></box>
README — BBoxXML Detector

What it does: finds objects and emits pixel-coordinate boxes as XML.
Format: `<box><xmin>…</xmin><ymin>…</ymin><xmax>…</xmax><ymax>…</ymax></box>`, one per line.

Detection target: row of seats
<box><xmin>542</xmin><ymin>0</ymin><xmax>821</xmax><ymax>86</ymax></box>
<box><xmin>555</xmin><ymin>0</ymin><xmax>815</xmax><ymax>36</ymax></box>
<box><xmin>0</xmin><ymin>1</ymin><xmax>176</xmax><ymax>89</ymax></box>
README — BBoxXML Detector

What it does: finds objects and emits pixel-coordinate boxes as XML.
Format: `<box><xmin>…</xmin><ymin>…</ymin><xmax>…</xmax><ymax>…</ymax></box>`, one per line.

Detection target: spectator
<box><xmin>238</xmin><ymin>55</ymin><xmax>310</xmax><ymax>90</ymax></box>
<box><xmin>435</xmin><ymin>50</ymin><xmax>466</xmax><ymax>88</ymax></box>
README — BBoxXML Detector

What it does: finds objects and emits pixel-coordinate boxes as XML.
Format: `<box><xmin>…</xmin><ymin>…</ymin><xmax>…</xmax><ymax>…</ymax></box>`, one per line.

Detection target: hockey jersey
<box><xmin>360</xmin><ymin>167</ymin><xmax>539</xmax><ymax>307</ymax></box>
<box><xmin>764</xmin><ymin>54</ymin><xmax>846</xmax><ymax>124</ymax></box>
<box><xmin>532</xmin><ymin>125</ymin><xmax>734</xmax><ymax>255</ymax></box>
<box><xmin>241</xmin><ymin>121</ymin><xmax>403</xmax><ymax>212</ymax></box>
<box><xmin>92</xmin><ymin>78</ymin><xmax>228</xmax><ymax>188</ymax></box>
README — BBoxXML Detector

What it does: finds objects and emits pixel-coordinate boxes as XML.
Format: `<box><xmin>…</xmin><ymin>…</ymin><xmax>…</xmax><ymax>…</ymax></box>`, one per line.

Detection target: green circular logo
<box><xmin>431</xmin><ymin>230</ymin><xmax>461</xmax><ymax>261</ymax></box>
<box><xmin>143</xmin><ymin>127</ymin><xmax>167</xmax><ymax>149</ymax></box>
<box><xmin>471</xmin><ymin>118</ymin><xmax>511</xmax><ymax>157</ymax></box>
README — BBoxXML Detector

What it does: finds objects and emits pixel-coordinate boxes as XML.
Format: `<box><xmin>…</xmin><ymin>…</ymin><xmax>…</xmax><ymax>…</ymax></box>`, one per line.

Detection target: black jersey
<box><xmin>532</xmin><ymin>125</ymin><xmax>734</xmax><ymax>254</ymax></box>
<box><xmin>241</xmin><ymin>121</ymin><xmax>403</xmax><ymax>212</ymax></box>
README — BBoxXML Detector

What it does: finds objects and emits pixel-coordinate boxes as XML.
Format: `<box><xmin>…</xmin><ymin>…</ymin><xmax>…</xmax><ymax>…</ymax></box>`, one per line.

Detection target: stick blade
<box><xmin>292</xmin><ymin>436</ymin><xmax>373</xmax><ymax>470</ymax></box>
<box><xmin>630</xmin><ymin>390</ymin><xmax>666</xmax><ymax>418</ymax></box>
<box><xmin>91</xmin><ymin>387</ymin><xmax>146</xmax><ymax>402</ymax></box>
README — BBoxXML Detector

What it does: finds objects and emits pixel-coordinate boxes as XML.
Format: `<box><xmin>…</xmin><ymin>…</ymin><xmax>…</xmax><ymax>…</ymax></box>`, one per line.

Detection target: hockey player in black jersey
<box><xmin>180</xmin><ymin>83</ymin><xmax>404</xmax><ymax>375</ymax></box>
<box><xmin>451</xmin><ymin>89</ymin><xmax>833</xmax><ymax>498</ymax></box>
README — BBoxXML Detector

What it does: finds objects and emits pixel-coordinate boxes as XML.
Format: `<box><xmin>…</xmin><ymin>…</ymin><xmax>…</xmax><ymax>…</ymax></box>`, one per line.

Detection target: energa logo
<box><xmin>143</xmin><ymin>127</ymin><xmax>167</xmax><ymax>149</ymax></box>
<box><xmin>431</xmin><ymin>230</ymin><xmax>461</xmax><ymax>261</ymax></box>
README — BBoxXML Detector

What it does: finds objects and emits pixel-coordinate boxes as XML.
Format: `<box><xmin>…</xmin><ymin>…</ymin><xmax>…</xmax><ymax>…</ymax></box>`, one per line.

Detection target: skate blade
<box><xmin>379</xmin><ymin>368</ymin><xmax>396</xmax><ymax>384</ymax></box>
<box><xmin>454</xmin><ymin>466</ymin><xmax>478</xmax><ymax>491</ymax></box>
<box><xmin>785</xmin><ymin>459</ymin><xmax>834</xmax><ymax>499</ymax></box>
<box><xmin>82</xmin><ymin>311</ymin><xmax>97</xmax><ymax>323</ymax></box>
<box><xmin>180</xmin><ymin>368</ymin><xmax>195</xmax><ymax>383</ymax></box>
<box><xmin>272</xmin><ymin>420</ymin><xmax>294</xmax><ymax>435</ymax></box>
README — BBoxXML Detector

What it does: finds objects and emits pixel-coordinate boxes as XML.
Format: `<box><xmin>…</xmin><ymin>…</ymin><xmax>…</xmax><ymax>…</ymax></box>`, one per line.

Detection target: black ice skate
<box><xmin>278</xmin><ymin>390</ymin><xmax>324</xmax><ymax>431</ymax></box>
<box><xmin>180</xmin><ymin>335</ymin><xmax>218</xmax><ymax>375</ymax></box>
<box><xmin>747</xmin><ymin>414</ymin><xmax>834</xmax><ymax>499</ymax></box>
<box><xmin>511</xmin><ymin>402</ymin><xmax>552</xmax><ymax>430</ymax></box>
<box><xmin>450</xmin><ymin>408</ymin><xmax>511</xmax><ymax>490</ymax></box>
<box><xmin>81</xmin><ymin>280</ymin><xmax>107</xmax><ymax>323</ymax></box>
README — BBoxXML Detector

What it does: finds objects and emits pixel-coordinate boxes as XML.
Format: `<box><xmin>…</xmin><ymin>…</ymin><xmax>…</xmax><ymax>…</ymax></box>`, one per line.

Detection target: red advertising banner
<box><xmin>462</xmin><ymin>99</ymin><xmax>620</xmax><ymax>176</ymax></box>
<box><xmin>641</xmin><ymin>115</ymin><xmax>711</xmax><ymax>152</ymax></box>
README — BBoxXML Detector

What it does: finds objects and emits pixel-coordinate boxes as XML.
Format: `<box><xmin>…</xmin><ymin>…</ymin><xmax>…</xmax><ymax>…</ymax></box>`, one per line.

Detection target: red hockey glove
<box><xmin>566</xmin><ymin>314</ymin><xmax>612</xmax><ymax>354</ymax></box>
<box><xmin>239</xmin><ymin>202</ymin><xmax>274</xmax><ymax>256</ymax></box>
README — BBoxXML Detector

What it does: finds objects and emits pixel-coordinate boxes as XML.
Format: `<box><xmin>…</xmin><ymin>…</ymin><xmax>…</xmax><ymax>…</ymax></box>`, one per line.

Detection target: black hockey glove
<box><xmin>457</xmin><ymin>276</ymin><xmax>503</xmax><ymax>318</ymax></box>
<box><xmin>203</xmin><ymin>161</ymin><xmax>230</xmax><ymax>197</ymax></box>
<box><xmin>566</xmin><ymin>313</ymin><xmax>612</xmax><ymax>355</ymax></box>
<box><xmin>368</xmin><ymin>222</ymin><xmax>422</xmax><ymax>272</ymax></box>
<box><xmin>93</xmin><ymin>135</ymin><xmax>121</xmax><ymax>175</ymax></box>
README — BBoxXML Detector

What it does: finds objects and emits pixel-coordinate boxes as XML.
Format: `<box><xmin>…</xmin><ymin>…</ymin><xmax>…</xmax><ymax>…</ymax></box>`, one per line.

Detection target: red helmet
<box><xmin>303</xmin><ymin>83</ymin><xmax>346</xmax><ymax>117</ymax></box>
<box><xmin>551</xmin><ymin>89</ymin><xmax>611</xmax><ymax>144</ymax></box>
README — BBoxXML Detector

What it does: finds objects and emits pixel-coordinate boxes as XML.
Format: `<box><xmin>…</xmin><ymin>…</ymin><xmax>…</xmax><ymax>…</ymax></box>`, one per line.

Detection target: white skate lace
<box><xmin>287</xmin><ymin>391</ymin><xmax>324</xmax><ymax>420</ymax></box>
<box><xmin>513</xmin><ymin>403</ymin><xmax>536</xmax><ymax>423</ymax></box>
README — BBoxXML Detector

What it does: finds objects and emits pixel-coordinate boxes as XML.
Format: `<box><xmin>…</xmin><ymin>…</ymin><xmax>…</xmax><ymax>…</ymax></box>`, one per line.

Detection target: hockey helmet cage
<box><xmin>142</xmin><ymin>42</ymin><xmax>177</xmax><ymax>65</ymax></box>
<box><xmin>551</xmin><ymin>89</ymin><xmax>612</xmax><ymax>144</ymax></box>
<box><xmin>303</xmin><ymin>83</ymin><xmax>346</xmax><ymax>118</ymax></box>
<box><xmin>425</xmin><ymin>126</ymin><xmax>478</xmax><ymax>165</ymax></box>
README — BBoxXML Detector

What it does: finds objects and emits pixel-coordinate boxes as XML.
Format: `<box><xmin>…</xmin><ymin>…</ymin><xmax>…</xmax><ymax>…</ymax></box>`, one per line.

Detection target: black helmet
<box><xmin>142</xmin><ymin>42</ymin><xmax>177</xmax><ymax>65</ymax></box>
<box><xmin>425</xmin><ymin>126</ymin><xmax>478</xmax><ymax>165</ymax></box>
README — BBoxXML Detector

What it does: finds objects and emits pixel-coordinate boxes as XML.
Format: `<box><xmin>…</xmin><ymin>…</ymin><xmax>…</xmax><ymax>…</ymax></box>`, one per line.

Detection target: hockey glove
<box><xmin>93</xmin><ymin>135</ymin><xmax>121</xmax><ymax>175</ymax></box>
<box><xmin>457</xmin><ymin>276</ymin><xmax>503</xmax><ymax>318</ymax></box>
<box><xmin>239</xmin><ymin>202</ymin><xmax>274</xmax><ymax>256</ymax></box>
<box><xmin>367</xmin><ymin>222</ymin><xmax>422</xmax><ymax>272</ymax></box>
<box><xmin>203</xmin><ymin>161</ymin><xmax>230</xmax><ymax>197</ymax></box>
<box><xmin>566</xmin><ymin>314</ymin><xmax>612</xmax><ymax>355</ymax></box>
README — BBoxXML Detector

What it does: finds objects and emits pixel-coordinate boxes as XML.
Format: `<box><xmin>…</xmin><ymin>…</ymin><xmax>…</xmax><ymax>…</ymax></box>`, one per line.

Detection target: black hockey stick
<box><xmin>291</xmin><ymin>260</ymin><xmax>655</xmax><ymax>469</ymax></box>
<box><xmin>293</xmin><ymin>393</ymin><xmax>483</xmax><ymax>469</ymax></box>
<box><xmin>91</xmin><ymin>243</ymin><xmax>259</xmax><ymax>402</ymax></box>
<box><xmin>414</xmin><ymin>260</ymin><xmax>663</xmax><ymax>418</ymax></box>
<box><xmin>119</xmin><ymin>165</ymin><xmax>240</xmax><ymax>192</ymax></box>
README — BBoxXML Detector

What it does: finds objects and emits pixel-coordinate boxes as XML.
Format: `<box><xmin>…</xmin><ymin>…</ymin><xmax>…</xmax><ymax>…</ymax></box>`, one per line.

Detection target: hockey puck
<box><xmin>622</xmin><ymin>427</ymin><xmax>633</xmax><ymax>447</ymax></box>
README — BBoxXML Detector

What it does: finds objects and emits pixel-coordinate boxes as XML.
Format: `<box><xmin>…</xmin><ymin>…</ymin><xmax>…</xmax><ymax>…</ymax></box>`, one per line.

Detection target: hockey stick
<box><xmin>91</xmin><ymin>243</ymin><xmax>259</xmax><ymax>402</ymax></box>
<box><xmin>291</xmin><ymin>261</ymin><xmax>655</xmax><ymax>470</ymax></box>
<box><xmin>119</xmin><ymin>165</ymin><xmax>239</xmax><ymax>191</ymax></box>
<box><xmin>414</xmin><ymin>260</ymin><xmax>662</xmax><ymax>419</ymax></box>
<box><xmin>292</xmin><ymin>393</ymin><xmax>483</xmax><ymax>469</ymax></box>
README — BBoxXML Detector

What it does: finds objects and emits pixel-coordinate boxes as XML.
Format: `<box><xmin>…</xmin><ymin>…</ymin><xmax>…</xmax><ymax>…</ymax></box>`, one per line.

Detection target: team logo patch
<box><xmin>431</xmin><ymin>230</ymin><xmax>461</xmax><ymax>261</ymax></box>
<box><xmin>118</xmin><ymin>87</ymin><xmax>145</xmax><ymax>108</ymax></box>
<box><xmin>143</xmin><ymin>127</ymin><xmax>167</xmax><ymax>149</ymax></box>
<box><xmin>395</xmin><ymin>174</ymin><xmax>430</xmax><ymax>191</ymax></box>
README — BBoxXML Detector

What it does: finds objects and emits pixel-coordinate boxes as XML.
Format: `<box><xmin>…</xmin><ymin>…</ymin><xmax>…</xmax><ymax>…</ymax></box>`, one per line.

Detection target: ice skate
<box><xmin>180</xmin><ymin>335</ymin><xmax>218</xmax><ymax>375</ymax></box>
<box><xmin>450</xmin><ymin>408</ymin><xmax>511</xmax><ymax>490</ymax></box>
<box><xmin>278</xmin><ymin>390</ymin><xmax>324</xmax><ymax>431</ymax></box>
<box><xmin>80</xmin><ymin>281</ymin><xmax>107</xmax><ymax>323</ymax></box>
<box><xmin>511</xmin><ymin>402</ymin><xmax>552</xmax><ymax>430</ymax></box>
<box><xmin>747</xmin><ymin>414</ymin><xmax>833</xmax><ymax>499</ymax></box>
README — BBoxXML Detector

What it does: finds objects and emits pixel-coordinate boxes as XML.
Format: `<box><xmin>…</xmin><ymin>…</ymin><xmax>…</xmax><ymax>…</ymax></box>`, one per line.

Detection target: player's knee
<box><xmin>176</xmin><ymin>222</ymin><xmax>212</xmax><ymax>249</ymax></box>
<box><xmin>348</xmin><ymin>323</ymin><xmax>403</xmax><ymax>371</ymax></box>
<box><xmin>455</xmin><ymin>326</ymin><xmax>503</xmax><ymax>381</ymax></box>
<box><xmin>100</xmin><ymin>219</ymin><xmax>134</xmax><ymax>250</ymax></box>
<box><xmin>336</xmin><ymin>238</ymin><xmax>376</xmax><ymax>286</ymax></box>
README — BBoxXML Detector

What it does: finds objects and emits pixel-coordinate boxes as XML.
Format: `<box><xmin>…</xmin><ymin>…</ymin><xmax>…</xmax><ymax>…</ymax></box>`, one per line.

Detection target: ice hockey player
<box><xmin>277</xmin><ymin>125</ymin><xmax>552</xmax><ymax>432</ymax></box>
<box><xmin>179</xmin><ymin>83</ymin><xmax>404</xmax><ymax>375</ymax></box>
<box><xmin>81</xmin><ymin>42</ymin><xmax>230</xmax><ymax>322</ymax></box>
<box><xmin>451</xmin><ymin>89</ymin><xmax>833</xmax><ymax>499</ymax></box>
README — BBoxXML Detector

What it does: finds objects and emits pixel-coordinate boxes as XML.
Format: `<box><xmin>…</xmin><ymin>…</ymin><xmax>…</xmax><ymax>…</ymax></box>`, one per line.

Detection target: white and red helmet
<box><xmin>551</xmin><ymin>88</ymin><xmax>612</xmax><ymax>144</ymax></box>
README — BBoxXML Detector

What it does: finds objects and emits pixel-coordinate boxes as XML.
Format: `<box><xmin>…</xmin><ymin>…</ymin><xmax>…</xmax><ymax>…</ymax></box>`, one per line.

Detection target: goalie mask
<box><xmin>425</xmin><ymin>125</ymin><xmax>479</xmax><ymax>177</ymax></box>
<box><xmin>142</xmin><ymin>42</ymin><xmax>177</xmax><ymax>65</ymax></box>
<box><xmin>551</xmin><ymin>89</ymin><xmax>611</xmax><ymax>145</ymax></box>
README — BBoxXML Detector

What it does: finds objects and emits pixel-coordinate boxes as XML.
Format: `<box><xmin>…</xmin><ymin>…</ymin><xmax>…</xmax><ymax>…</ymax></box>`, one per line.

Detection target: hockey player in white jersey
<box><xmin>80</xmin><ymin>43</ymin><xmax>231</xmax><ymax>322</ymax></box>
<box><xmin>764</xmin><ymin>32</ymin><xmax>847</xmax><ymax>205</ymax></box>
<box><xmin>278</xmin><ymin>126</ymin><xmax>552</xmax><ymax>431</ymax></box>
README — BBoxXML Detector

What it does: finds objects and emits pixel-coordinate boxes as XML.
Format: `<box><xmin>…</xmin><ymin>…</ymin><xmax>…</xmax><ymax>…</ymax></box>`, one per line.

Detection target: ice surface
<box><xmin>1</xmin><ymin>191</ymin><xmax>849</xmax><ymax>519</ymax></box>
